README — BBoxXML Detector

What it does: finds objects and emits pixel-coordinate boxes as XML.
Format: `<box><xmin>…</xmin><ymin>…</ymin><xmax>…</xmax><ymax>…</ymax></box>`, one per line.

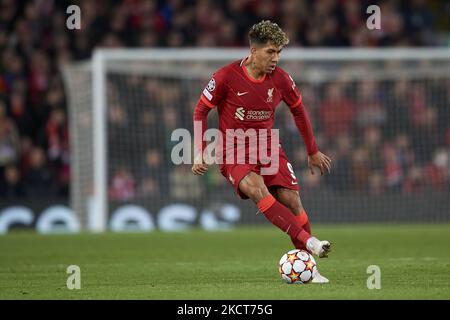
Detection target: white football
<box><xmin>278</xmin><ymin>249</ymin><xmax>317</xmax><ymax>284</ymax></box>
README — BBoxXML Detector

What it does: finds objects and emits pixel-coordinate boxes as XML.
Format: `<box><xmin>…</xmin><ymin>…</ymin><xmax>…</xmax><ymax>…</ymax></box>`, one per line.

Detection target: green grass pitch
<box><xmin>1</xmin><ymin>224</ymin><xmax>450</xmax><ymax>299</ymax></box>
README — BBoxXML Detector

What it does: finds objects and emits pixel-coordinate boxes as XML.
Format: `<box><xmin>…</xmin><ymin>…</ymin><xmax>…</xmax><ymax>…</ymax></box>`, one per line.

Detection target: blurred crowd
<box><xmin>0</xmin><ymin>0</ymin><xmax>449</xmax><ymax>200</ymax></box>
<box><xmin>287</xmin><ymin>78</ymin><xmax>450</xmax><ymax>196</ymax></box>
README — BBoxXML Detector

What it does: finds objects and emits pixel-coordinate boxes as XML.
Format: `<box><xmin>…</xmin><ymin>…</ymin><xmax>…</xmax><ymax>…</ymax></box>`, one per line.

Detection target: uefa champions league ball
<box><xmin>278</xmin><ymin>249</ymin><xmax>317</xmax><ymax>284</ymax></box>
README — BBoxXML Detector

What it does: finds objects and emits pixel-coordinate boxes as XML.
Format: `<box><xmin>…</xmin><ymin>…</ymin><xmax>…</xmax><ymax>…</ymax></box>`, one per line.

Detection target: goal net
<box><xmin>62</xmin><ymin>48</ymin><xmax>450</xmax><ymax>231</ymax></box>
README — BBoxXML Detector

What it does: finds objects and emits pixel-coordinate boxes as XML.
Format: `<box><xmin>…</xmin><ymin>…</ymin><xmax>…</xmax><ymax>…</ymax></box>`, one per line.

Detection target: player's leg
<box><xmin>237</xmin><ymin>172</ymin><xmax>311</xmax><ymax>247</ymax></box>
<box><xmin>270</xmin><ymin>187</ymin><xmax>331</xmax><ymax>283</ymax></box>
<box><xmin>269</xmin><ymin>187</ymin><xmax>310</xmax><ymax>249</ymax></box>
<box><xmin>270</xmin><ymin>187</ymin><xmax>330</xmax><ymax>257</ymax></box>
<box><xmin>263</xmin><ymin>148</ymin><xmax>331</xmax><ymax>258</ymax></box>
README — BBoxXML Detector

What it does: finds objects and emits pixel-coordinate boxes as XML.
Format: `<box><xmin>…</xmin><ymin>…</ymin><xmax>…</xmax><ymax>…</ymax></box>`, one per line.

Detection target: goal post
<box><xmin>63</xmin><ymin>48</ymin><xmax>450</xmax><ymax>232</ymax></box>
<box><xmin>91</xmin><ymin>51</ymin><xmax>107</xmax><ymax>232</ymax></box>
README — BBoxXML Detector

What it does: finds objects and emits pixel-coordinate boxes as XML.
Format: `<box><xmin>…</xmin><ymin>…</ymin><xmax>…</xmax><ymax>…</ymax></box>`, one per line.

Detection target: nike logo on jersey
<box><xmin>237</xmin><ymin>91</ymin><xmax>248</xmax><ymax>96</ymax></box>
<box><xmin>291</xmin><ymin>181</ymin><xmax>298</xmax><ymax>185</ymax></box>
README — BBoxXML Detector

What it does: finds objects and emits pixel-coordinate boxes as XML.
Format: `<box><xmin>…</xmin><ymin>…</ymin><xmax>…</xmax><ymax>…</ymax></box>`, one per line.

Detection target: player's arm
<box><xmin>282</xmin><ymin>73</ymin><xmax>331</xmax><ymax>175</ymax></box>
<box><xmin>192</xmin><ymin>97</ymin><xmax>213</xmax><ymax>175</ymax></box>
<box><xmin>192</xmin><ymin>74</ymin><xmax>224</xmax><ymax>176</ymax></box>
<box><xmin>289</xmin><ymin>102</ymin><xmax>331</xmax><ymax>175</ymax></box>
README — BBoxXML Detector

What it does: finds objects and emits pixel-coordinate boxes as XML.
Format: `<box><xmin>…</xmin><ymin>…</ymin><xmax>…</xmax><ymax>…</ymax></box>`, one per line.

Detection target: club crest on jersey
<box><xmin>206</xmin><ymin>78</ymin><xmax>216</xmax><ymax>91</ymax></box>
<box><xmin>267</xmin><ymin>88</ymin><xmax>274</xmax><ymax>102</ymax></box>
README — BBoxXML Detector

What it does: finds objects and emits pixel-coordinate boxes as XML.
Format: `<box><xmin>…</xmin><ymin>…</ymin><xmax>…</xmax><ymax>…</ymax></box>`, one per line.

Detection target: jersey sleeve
<box><xmin>280</xmin><ymin>71</ymin><xmax>302</xmax><ymax>109</ymax></box>
<box><xmin>200</xmin><ymin>69</ymin><xmax>227</xmax><ymax>109</ymax></box>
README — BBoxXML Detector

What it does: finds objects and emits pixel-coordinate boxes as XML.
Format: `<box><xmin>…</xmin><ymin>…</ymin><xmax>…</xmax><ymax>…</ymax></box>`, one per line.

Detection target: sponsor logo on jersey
<box><xmin>235</xmin><ymin>107</ymin><xmax>245</xmax><ymax>120</ymax></box>
<box><xmin>235</xmin><ymin>107</ymin><xmax>272</xmax><ymax>121</ymax></box>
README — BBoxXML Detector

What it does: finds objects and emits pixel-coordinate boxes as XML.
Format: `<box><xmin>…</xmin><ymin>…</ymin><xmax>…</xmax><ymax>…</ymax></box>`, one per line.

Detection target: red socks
<box><xmin>290</xmin><ymin>209</ymin><xmax>311</xmax><ymax>251</ymax></box>
<box><xmin>257</xmin><ymin>195</ymin><xmax>311</xmax><ymax>246</ymax></box>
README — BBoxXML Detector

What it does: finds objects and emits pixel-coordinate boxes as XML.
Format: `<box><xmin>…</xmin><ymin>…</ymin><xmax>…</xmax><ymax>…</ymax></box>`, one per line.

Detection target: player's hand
<box><xmin>192</xmin><ymin>163</ymin><xmax>209</xmax><ymax>175</ymax></box>
<box><xmin>308</xmin><ymin>151</ymin><xmax>332</xmax><ymax>176</ymax></box>
<box><xmin>192</xmin><ymin>154</ymin><xmax>209</xmax><ymax>175</ymax></box>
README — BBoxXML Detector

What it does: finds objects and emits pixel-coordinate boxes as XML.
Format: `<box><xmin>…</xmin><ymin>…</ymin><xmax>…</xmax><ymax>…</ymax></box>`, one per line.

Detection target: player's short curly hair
<box><xmin>248</xmin><ymin>20</ymin><xmax>289</xmax><ymax>47</ymax></box>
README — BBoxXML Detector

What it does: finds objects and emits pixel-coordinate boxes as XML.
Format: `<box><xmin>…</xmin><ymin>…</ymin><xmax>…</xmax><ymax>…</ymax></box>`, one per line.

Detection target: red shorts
<box><xmin>219</xmin><ymin>147</ymin><xmax>299</xmax><ymax>199</ymax></box>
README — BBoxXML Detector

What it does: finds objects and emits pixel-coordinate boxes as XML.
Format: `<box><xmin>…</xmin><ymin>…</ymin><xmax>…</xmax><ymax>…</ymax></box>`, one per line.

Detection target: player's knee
<box><xmin>246</xmin><ymin>185</ymin><xmax>269</xmax><ymax>202</ymax></box>
<box><xmin>239</xmin><ymin>173</ymin><xmax>269</xmax><ymax>202</ymax></box>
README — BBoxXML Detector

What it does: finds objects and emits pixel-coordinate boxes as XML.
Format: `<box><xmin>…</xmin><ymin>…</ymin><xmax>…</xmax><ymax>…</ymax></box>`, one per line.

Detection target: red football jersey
<box><xmin>200</xmin><ymin>57</ymin><xmax>303</xmax><ymax>163</ymax></box>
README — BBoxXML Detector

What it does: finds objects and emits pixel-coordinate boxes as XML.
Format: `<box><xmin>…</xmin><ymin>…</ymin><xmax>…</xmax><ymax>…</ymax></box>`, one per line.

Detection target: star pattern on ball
<box><xmin>289</xmin><ymin>270</ymin><xmax>300</xmax><ymax>282</ymax></box>
<box><xmin>305</xmin><ymin>260</ymin><xmax>315</xmax><ymax>271</ymax></box>
<box><xmin>287</xmin><ymin>253</ymin><xmax>297</xmax><ymax>264</ymax></box>
<box><xmin>279</xmin><ymin>250</ymin><xmax>317</xmax><ymax>284</ymax></box>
